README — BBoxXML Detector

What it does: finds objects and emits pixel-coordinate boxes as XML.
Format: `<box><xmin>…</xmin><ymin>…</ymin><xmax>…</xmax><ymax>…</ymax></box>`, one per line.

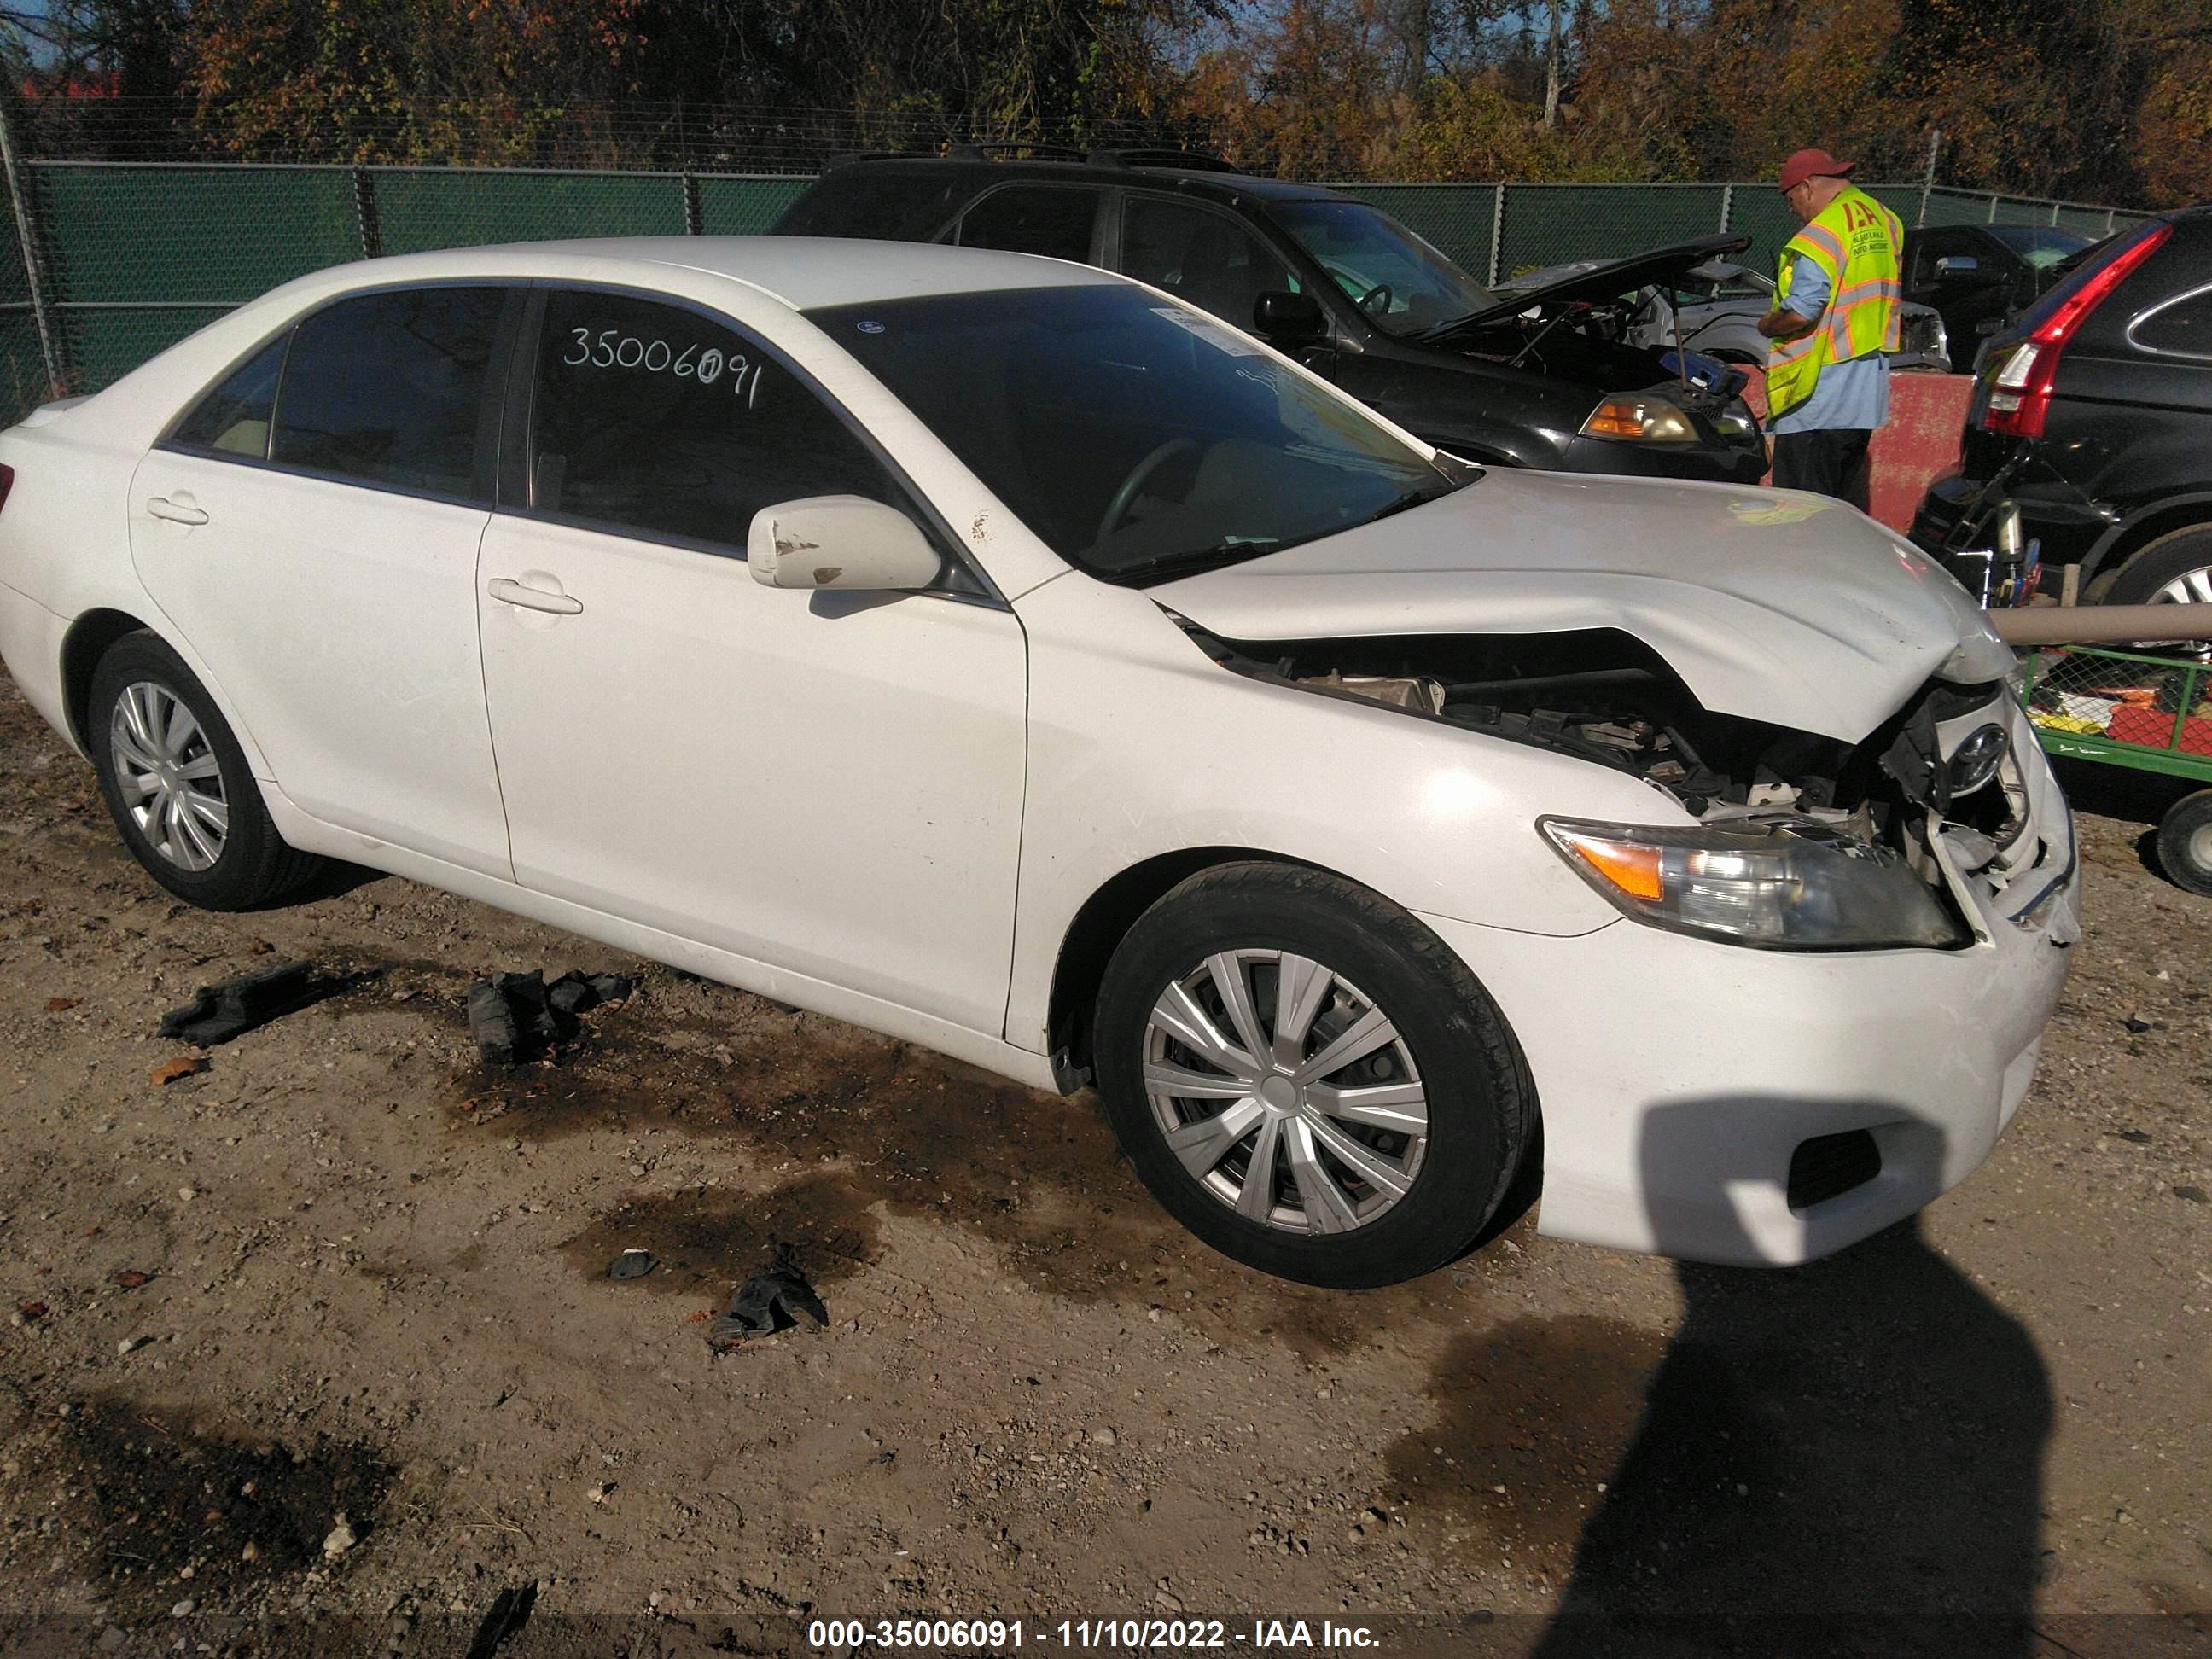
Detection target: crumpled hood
<box><xmin>1151</xmin><ymin>468</ymin><xmax>2015</xmax><ymax>744</ymax></box>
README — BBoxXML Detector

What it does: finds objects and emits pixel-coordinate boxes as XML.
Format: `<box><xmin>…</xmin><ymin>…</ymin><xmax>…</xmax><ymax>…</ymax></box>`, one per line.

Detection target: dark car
<box><xmin>1902</xmin><ymin>222</ymin><xmax>2092</xmax><ymax>363</ymax></box>
<box><xmin>1910</xmin><ymin>204</ymin><xmax>2212</xmax><ymax>606</ymax></box>
<box><xmin>774</xmin><ymin>148</ymin><xmax>1768</xmax><ymax>483</ymax></box>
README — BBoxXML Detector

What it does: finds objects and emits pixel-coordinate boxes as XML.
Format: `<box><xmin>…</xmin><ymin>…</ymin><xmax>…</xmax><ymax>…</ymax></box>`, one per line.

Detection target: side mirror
<box><xmin>1252</xmin><ymin>289</ymin><xmax>1326</xmax><ymax>343</ymax></box>
<box><xmin>1933</xmin><ymin>254</ymin><xmax>1988</xmax><ymax>282</ymax></box>
<box><xmin>748</xmin><ymin>495</ymin><xmax>944</xmax><ymax>591</ymax></box>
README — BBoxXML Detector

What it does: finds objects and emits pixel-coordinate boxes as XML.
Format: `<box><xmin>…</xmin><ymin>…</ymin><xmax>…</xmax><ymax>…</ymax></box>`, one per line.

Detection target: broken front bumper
<box><xmin>1420</xmin><ymin>710</ymin><xmax>2078</xmax><ymax>1267</ymax></box>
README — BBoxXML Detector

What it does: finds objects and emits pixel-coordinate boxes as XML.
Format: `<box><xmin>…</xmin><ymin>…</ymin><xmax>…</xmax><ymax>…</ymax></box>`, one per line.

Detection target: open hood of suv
<box><xmin>1443</xmin><ymin>234</ymin><xmax>1751</xmax><ymax>332</ymax></box>
<box><xmin>1150</xmin><ymin>468</ymin><xmax>2015</xmax><ymax>745</ymax></box>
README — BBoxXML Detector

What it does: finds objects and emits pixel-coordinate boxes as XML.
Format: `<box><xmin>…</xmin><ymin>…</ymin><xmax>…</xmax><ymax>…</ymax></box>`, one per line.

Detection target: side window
<box><xmin>1120</xmin><ymin>197</ymin><xmax>1295</xmax><ymax>331</ymax></box>
<box><xmin>171</xmin><ymin>334</ymin><xmax>288</xmax><ymax>459</ymax></box>
<box><xmin>2131</xmin><ymin>287</ymin><xmax>2212</xmax><ymax>360</ymax></box>
<box><xmin>954</xmin><ymin>186</ymin><xmax>1099</xmax><ymax>262</ymax></box>
<box><xmin>527</xmin><ymin>289</ymin><xmax>899</xmax><ymax>551</ymax></box>
<box><xmin>271</xmin><ymin>287</ymin><xmax>504</xmax><ymax>498</ymax></box>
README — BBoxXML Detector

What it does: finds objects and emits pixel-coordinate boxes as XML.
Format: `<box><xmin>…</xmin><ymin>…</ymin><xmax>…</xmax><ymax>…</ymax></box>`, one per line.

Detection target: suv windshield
<box><xmin>812</xmin><ymin>285</ymin><xmax>1462</xmax><ymax>585</ymax></box>
<box><xmin>1270</xmin><ymin>201</ymin><xmax>1497</xmax><ymax>337</ymax></box>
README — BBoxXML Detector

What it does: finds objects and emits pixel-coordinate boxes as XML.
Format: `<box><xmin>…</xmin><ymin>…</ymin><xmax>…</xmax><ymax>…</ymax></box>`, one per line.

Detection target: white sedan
<box><xmin>0</xmin><ymin>237</ymin><xmax>2077</xmax><ymax>1286</ymax></box>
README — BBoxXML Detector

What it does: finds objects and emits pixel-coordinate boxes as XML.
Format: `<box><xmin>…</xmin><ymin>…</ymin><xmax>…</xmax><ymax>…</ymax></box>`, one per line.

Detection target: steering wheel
<box><xmin>1097</xmin><ymin>439</ymin><xmax>1202</xmax><ymax>544</ymax></box>
<box><xmin>1357</xmin><ymin>282</ymin><xmax>1395</xmax><ymax>317</ymax></box>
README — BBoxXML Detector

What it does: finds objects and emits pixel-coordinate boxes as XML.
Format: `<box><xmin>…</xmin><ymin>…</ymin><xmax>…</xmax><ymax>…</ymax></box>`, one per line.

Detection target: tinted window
<box><xmin>172</xmin><ymin>335</ymin><xmax>288</xmax><ymax>459</ymax></box>
<box><xmin>1121</xmin><ymin>196</ymin><xmax>1295</xmax><ymax>331</ymax></box>
<box><xmin>776</xmin><ymin>170</ymin><xmax>966</xmax><ymax>239</ymax></box>
<box><xmin>2132</xmin><ymin>286</ymin><xmax>2212</xmax><ymax>359</ymax></box>
<box><xmin>955</xmin><ymin>186</ymin><xmax>1098</xmax><ymax>261</ymax></box>
<box><xmin>271</xmin><ymin>288</ymin><xmax>504</xmax><ymax>497</ymax></box>
<box><xmin>528</xmin><ymin>289</ymin><xmax>897</xmax><ymax>550</ymax></box>
<box><xmin>814</xmin><ymin>285</ymin><xmax>1458</xmax><ymax>585</ymax></box>
<box><xmin>1986</xmin><ymin>224</ymin><xmax>2092</xmax><ymax>270</ymax></box>
<box><xmin>1269</xmin><ymin>200</ymin><xmax>1495</xmax><ymax>336</ymax></box>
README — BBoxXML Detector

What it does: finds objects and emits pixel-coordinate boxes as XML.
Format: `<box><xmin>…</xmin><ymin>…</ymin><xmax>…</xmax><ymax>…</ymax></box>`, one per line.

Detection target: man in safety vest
<box><xmin>1755</xmin><ymin>148</ymin><xmax>1904</xmax><ymax>511</ymax></box>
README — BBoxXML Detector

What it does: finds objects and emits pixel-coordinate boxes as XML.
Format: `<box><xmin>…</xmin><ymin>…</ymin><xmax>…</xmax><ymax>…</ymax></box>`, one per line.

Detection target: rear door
<box><xmin>472</xmin><ymin>287</ymin><xmax>1027</xmax><ymax>1033</ymax></box>
<box><xmin>127</xmin><ymin>285</ymin><xmax>517</xmax><ymax>876</ymax></box>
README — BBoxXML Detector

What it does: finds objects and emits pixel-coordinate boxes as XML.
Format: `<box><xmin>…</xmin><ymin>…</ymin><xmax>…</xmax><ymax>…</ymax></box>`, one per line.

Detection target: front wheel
<box><xmin>87</xmin><ymin>631</ymin><xmax>328</xmax><ymax>910</ymax></box>
<box><xmin>1093</xmin><ymin>863</ymin><xmax>1534</xmax><ymax>1288</ymax></box>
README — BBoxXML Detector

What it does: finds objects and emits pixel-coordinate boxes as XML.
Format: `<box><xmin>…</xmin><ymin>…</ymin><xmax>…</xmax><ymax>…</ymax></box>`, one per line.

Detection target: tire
<box><xmin>2155</xmin><ymin>790</ymin><xmax>2212</xmax><ymax>898</ymax></box>
<box><xmin>1092</xmin><ymin>862</ymin><xmax>1534</xmax><ymax>1288</ymax></box>
<box><xmin>2103</xmin><ymin>525</ymin><xmax>2212</xmax><ymax>608</ymax></box>
<box><xmin>87</xmin><ymin>631</ymin><xmax>327</xmax><ymax>910</ymax></box>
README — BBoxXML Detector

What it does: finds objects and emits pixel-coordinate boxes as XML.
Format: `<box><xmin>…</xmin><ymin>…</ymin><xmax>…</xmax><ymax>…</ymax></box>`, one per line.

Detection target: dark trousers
<box><xmin>1770</xmin><ymin>428</ymin><xmax>1873</xmax><ymax>512</ymax></box>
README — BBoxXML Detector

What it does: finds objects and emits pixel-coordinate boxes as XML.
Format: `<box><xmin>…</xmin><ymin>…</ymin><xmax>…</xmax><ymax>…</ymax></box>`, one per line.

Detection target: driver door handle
<box><xmin>486</xmin><ymin>577</ymin><xmax>584</xmax><ymax>616</ymax></box>
<box><xmin>146</xmin><ymin>496</ymin><xmax>209</xmax><ymax>526</ymax></box>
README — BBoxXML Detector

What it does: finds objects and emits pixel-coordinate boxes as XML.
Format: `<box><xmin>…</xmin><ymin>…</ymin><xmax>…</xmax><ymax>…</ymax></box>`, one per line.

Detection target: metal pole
<box><xmin>1917</xmin><ymin>129</ymin><xmax>1939</xmax><ymax>227</ymax></box>
<box><xmin>0</xmin><ymin>92</ymin><xmax>66</xmax><ymax>398</ymax></box>
<box><xmin>1718</xmin><ymin>183</ymin><xmax>1733</xmax><ymax>234</ymax></box>
<box><xmin>1987</xmin><ymin>192</ymin><xmax>1999</xmax><ymax>223</ymax></box>
<box><xmin>352</xmin><ymin>167</ymin><xmax>384</xmax><ymax>259</ymax></box>
<box><xmin>681</xmin><ymin>172</ymin><xmax>702</xmax><ymax>236</ymax></box>
<box><xmin>1487</xmin><ymin>183</ymin><xmax>1506</xmax><ymax>286</ymax></box>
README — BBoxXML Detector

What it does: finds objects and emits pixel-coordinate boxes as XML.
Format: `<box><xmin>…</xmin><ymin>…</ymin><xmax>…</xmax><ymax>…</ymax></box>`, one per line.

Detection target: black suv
<box><xmin>774</xmin><ymin>148</ymin><xmax>1768</xmax><ymax>484</ymax></box>
<box><xmin>1912</xmin><ymin>203</ymin><xmax>2212</xmax><ymax>604</ymax></box>
<box><xmin>1901</xmin><ymin>222</ymin><xmax>2091</xmax><ymax>361</ymax></box>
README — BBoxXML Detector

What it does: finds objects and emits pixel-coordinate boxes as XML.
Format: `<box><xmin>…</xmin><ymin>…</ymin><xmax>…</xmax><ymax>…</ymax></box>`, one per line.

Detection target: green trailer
<box><xmin>2019</xmin><ymin>643</ymin><xmax>2212</xmax><ymax>894</ymax></box>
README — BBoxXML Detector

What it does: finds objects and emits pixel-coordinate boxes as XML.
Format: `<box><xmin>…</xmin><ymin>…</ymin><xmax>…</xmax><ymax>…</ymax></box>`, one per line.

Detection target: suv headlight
<box><xmin>1580</xmin><ymin>394</ymin><xmax>1699</xmax><ymax>444</ymax></box>
<box><xmin>1541</xmin><ymin>817</ymin><xmax>1967</xmax><ymax>950</ymax></box>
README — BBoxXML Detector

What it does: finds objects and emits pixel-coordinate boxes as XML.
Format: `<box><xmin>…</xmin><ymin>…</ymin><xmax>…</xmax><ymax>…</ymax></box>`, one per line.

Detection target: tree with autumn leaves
<box><xmin>2</xmin><ymin>0</ymin><xmax>2205</xmax><ymax>203</ymax></box>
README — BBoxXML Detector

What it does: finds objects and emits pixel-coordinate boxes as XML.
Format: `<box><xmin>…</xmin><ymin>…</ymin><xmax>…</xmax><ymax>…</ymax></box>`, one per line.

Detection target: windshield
<box><xmin>1987</xmin><ymin>224</ymin><xmax>2093</xmax><ymax>270</ymax></box>
<box><xmin>1269</xmin><ymin>201</ymin><xmax>1497</xmax><ymax>337</ymax></box>
<box><xmin>812</xmin><ymin>285</ymin><xmax>1461</xmax><ymax>585</ymax></box>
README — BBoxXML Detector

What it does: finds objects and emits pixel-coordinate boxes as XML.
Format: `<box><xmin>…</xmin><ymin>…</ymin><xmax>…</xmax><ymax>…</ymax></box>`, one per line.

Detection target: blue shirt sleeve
<box><xmin>1783</xmin><ymin>255</ymin><xmax>1831</xmax><ymax>321</ymax></box>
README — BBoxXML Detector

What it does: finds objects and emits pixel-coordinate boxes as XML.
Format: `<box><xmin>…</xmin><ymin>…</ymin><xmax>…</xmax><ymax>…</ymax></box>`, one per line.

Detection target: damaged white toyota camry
<box><xmin>0</xmin><ymin>239</ymin><xmax>2077</xmax><ymax>1286</ymax></box>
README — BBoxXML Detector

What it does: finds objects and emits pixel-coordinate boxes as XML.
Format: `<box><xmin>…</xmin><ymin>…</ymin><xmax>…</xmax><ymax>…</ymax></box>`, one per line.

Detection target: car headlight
<box><xmin>1541</xmin><ymin>817</ymin><xmax>1967</xmax><ymax>950</ymax></box>
<box><xmin>1580</xmin><ymin>395</ymin><xmax>1699</xmax><ymax>444</ymax></box>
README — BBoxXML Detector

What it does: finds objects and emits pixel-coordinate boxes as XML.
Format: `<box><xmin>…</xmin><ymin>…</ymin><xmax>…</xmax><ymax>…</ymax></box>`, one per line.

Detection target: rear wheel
<box><xmin>1092</xmin><ymin>862</ymin><xmax>1533</xmax><ymax>1288</ymax></box>
<box><xmin>2103</xmin><ymin>525</ymin><xmax>2212</xmax><ymax>608</ymax></box>
<box><xmin>87</xmin><ymin>632</ymin><xmax>327</xmax><ymax>910</ymax></box>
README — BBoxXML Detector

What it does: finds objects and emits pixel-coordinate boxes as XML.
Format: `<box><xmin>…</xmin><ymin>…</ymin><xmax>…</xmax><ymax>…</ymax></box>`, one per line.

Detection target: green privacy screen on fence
<box><xmin>0</xmin><ymin>162</ymin><xmax>2147</xmax><ymax>424</ymax></box>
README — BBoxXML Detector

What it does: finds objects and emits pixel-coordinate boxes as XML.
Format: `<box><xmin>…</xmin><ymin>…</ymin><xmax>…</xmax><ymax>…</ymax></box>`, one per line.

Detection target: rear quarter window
<box><xmin>2130</xmin><ymin>284</ymin><xmax>2212</xmax><ymax>360</ymax></box>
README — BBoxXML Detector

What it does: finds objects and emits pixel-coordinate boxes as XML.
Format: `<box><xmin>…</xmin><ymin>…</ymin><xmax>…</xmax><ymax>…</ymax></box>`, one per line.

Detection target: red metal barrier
<box><xmin>1738</xmin><ymin>368</ymin><xmax>1975</xmax><ymax>535</ymax></box>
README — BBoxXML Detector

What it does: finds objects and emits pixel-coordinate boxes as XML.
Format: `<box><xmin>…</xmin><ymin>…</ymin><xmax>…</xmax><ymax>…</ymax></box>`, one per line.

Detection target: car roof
<box><xmin>817</xmin><ymin>154</ymin><xmax>1348</xmax><ymax>207</ymax></box>
<box><xmin>299</xmin><ymin>235</ymin><xmax>1121</xmax><ymax>312</ymax></box>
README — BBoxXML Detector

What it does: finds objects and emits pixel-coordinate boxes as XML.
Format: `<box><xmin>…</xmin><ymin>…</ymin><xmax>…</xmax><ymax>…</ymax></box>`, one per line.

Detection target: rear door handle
<box><xmin>486</xmin><ymin>577</ymin><xmax>584</xmax><ymax>616</ymax></box>
<box><xmin>146</xmin><ymin>496</ymin><xmax>208</xmax><ymax>526</ymax></box>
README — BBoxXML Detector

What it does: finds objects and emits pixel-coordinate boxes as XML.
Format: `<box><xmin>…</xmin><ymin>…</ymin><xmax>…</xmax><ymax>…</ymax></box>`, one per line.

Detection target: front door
<box><xmin>474</xmin><ymin>288</ymin><xmax>1027</xmax><ymax>1035</ymax></box>
<box><xmin>128</xmin><ymin>286</ymin><xmax>515</xmax><ymax>876</ymax></box>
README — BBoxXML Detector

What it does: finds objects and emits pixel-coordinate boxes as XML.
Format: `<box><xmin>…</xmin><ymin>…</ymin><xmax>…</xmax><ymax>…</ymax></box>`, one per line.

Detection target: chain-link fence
<box><xmin>0</xmin><ymin>148</ymin><xmax>2151</xmax><ymax>428</ymax></box>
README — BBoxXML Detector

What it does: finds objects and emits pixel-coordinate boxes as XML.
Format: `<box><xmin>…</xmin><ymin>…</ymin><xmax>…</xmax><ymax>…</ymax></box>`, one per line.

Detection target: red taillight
<box><xmin>1985</xmin><ymin>222</ymin><xmax>2173</xmax><ymax>438</ymax></box>
<box><xmin>0</xmin><ymin>463</ymin><xmax>14</xmax><ymax>515</ymax></box>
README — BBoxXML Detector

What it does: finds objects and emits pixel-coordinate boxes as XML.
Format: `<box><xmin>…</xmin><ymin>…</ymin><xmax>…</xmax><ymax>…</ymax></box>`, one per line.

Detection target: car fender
<box><xmin>2079</xmin><ymin>488</ymin><xmax>2212</xmax><ymax>586</ymax></box>
<box><xmin>1004</xmin><ymin>570</ymin><xmax>1670</xmax><ymax>1053</ymax></box>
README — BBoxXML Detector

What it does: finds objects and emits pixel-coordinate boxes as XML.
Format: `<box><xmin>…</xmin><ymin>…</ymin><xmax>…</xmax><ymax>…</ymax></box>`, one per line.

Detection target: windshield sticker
<box><xmin>1151</xmin><ymin>306</ymin><xmax>1266</xmax><ymax>358</ymax></box>
<box><xmin>560</xmin><ymin>327</ymin><xmax>765</xmax><ymax>405</ymax></box>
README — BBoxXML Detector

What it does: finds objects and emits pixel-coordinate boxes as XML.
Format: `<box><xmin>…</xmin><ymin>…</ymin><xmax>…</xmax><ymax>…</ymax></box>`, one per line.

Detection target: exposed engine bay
<box><xmin>1183</xmin><ymin>621</ymin><xmax>2035</xmax><ymax>911</ymax></box>
<box><xmin>1446</xmin><ymin>295</ymin><xmax>1746</xmax><ymax>422</ymax></box>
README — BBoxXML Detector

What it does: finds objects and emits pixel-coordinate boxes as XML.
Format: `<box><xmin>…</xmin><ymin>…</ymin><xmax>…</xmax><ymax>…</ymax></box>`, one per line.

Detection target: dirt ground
<box><xmin>0</xmin><ymin>666</ymin><xmax>2206</xmax><ymax>1658</ymax></box>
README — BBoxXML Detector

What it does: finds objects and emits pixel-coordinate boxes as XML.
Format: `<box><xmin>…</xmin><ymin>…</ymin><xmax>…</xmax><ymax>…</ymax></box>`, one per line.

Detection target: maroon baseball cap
<box><xmin>1778</xmin><ymin>148</ymin><xmax>1857</xmax><ymax>192</ymax></box>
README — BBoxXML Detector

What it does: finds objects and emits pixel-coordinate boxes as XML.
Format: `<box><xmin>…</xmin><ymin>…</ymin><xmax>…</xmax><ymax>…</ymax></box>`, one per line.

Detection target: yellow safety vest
<box><xmin>1767</xmin><ymin>184</ymin><xmax>1903</xmax><ymax>421</ymax></box>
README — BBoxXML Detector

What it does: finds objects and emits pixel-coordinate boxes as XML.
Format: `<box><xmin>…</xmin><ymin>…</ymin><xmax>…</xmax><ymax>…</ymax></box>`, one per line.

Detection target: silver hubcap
<box><xmin>109</xmin><ymin>680</ymin><xmax>228</xmax><ymax>872</ymax></box>
<box><xmin>2190</xmin><ymin>820</ymin><xmax>2212</xmax><ymax>874</ymax></box>
<box><xmin>2153</xmin><ymin>568</ymin><xmax>2212</xmax><ymax>606</ymax></box>
<box><xmin>1143</xmin><ymin>950</ymin><xmax>1428</xmax><ymax>1236</ymax></box>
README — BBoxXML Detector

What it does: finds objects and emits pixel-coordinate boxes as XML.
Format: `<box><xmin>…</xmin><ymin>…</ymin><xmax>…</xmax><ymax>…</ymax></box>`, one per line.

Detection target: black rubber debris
<box><xmin>608</xmin><ymin>1249</ymin><xmax>656</xmax><ymax>1281</ymax></box>
<box><xmin>466</xmin><ymin>970</ymin><xmax>632</xmax><ymax>1066</ymax></box>
<box><xmin>463</xmin><ymin>1581</ymin><xmax>538</xmax><ymax>1659</ymax></box>
<box><xmin>707</xmin><ymin>1263</ymin><xmax>829</xmax><ymax>1348</ymax></box>
<box><xmin>157</xmin><ymin>961</ymin><xmax>380</xmax><ymax>1046</ymax></box>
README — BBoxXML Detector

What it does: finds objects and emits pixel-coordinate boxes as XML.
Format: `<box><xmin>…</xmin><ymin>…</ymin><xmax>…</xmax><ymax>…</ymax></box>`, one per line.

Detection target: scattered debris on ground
<box><xmin>607</xmin><ymin>1248</ymin><xmax>656</xmax><ymax>1281</ymax></box>
<box><xmin>464</xmin><ymin>969</ymin><xmax>632</xmax><ymax>1066</ymax></box>
<box><xmin>707</xmin><ymin>1260</ymin><xmax>830</xmax><ymax>1348</ymax></box>
<box><xmin>147</xmin><ymin>1055</ymin><xmax>206</xmax><ymax>1086</ymax></box>
<box><xmin>157</xmin><ymin>960</ymin><xmax>380</xmax><ymax>1045</ymax></box>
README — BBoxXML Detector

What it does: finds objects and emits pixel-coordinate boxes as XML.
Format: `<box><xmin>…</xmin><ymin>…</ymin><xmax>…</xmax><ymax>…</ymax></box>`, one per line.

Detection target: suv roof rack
<box><xmin>943</xmin><ymin>142</ymin><xmax>1091</xmax><ymax>162</ymax></box>
<box><xmin>1086</xmin><ymin>148</ymin><xmax>1243</xmax><ymax>174</ymax></box>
